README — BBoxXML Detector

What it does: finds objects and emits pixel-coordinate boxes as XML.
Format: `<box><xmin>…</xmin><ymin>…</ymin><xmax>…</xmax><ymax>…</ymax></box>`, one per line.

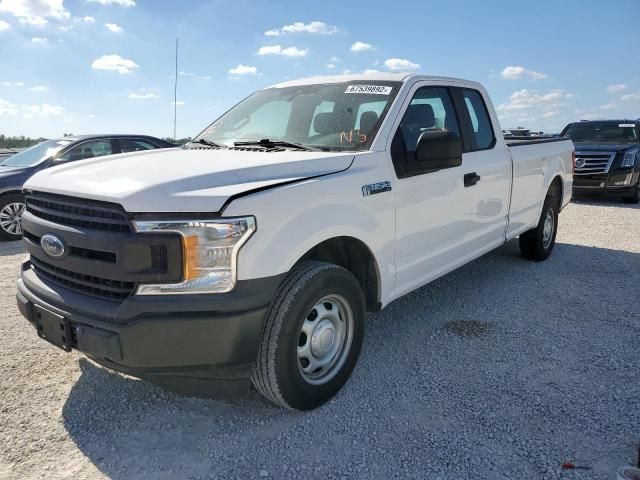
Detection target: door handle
<box><xmin>464</xmin><ymin>172</ymin><xmax>481</xmax><ymax>187</ymax></box>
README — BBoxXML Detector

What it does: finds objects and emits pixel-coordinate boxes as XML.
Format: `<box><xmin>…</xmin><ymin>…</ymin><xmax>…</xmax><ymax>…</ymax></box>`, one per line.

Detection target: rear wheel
<box><xmin>519</xmin><ymin>192</ymin><xmax>559</xmax><ymax>261</ymax></box>
<box><xmin>0</xmin><ymin>193</ymin><xmax>26</xmax><ymax>241</ymax></box>
<box><xmin>251</xmin><ymin>261</ymin><xmax>365</xmax><ymax>410</ymax></box>
<box><xmin>622</xmin><ymin>184</ymin><xmax>640</xmax><ymax>204</ymax></box>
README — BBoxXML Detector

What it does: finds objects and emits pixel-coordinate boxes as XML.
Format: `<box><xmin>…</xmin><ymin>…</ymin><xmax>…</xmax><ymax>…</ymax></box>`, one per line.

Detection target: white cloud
<box><xmin>105</xmin><ymin>22</ymin><xmax>123</xmax><ymax>32</ymax></box>
<box><xmin>257</xmin><ymin>45</ymin><xmax>307</xmax><ymax>57</ymax></box>
<box><xmin>29</xmin><ymin>85</ymin><xmax>47</xmax><ymax>91</ymax></box>
<box><xmin>350</xmin><ymin>41</ymin><xmax>374</xmax><ymax>52</ymax></box>
<box><xmin>31</xmin><ymin>37</ymin><xmax>48</xmax><ymax>45</ymax></box>
<box><xmin>0</xmin><ymin>0</ymin><xmax>70</xmax><ymax>26</ymax></box>
<box><xmin>0</xmin><ymin>19</ymin><xmax>10</xmax><ymax>30</ymax></box>
<box><xmin>128</xmin><ymin>91</ymin><xmax>158</xmax><ymax>99</ymax></box>
<box><xmin>265</xmin><ymin>21</ymin><xmax>336</xmax><ymax>36</ymax></box>
<box><xmin>24</xmin><ymin>102</ymin><xmax>63</xmax><ymax>116</ymax></box>
<box><xmin>0</xmin><ymin>98</ymin><xmax>18</xmax><ymax>115</ymax></box>
<box><xmin>497</xmin><ymin>89</ymin><xmax>573</xmax><ymax>113</ymax></box>
<box><xmin>499</xmin><ymin>65</ymin><xmax>548</xmax><ymax>80</ymax></box>
<box><xmin>178</xmin><ymin>71</ymin><xmax>212</xmax><ymax>80</ymax></box>
<box><xmin>363</xmin><ymin>69</ymin><xmax>380</xmax><ymax>74</ymax></box>
<box><xmin>599</xmin><ymin>103</ymin><xmax>617</xmax><ymax>110</ymax></box>
<box><xmin>606</xmin><ymin>84</ymin><xmax>628</xmax><ymax>93</ymax></box>
<box><xmin>621</xmin><ymin>93</ymin><xmax>640</xmax><ymax>101</ymax></box>
<box><xmin>326</xmin><ymin>63</ymin><xmax>335</xmax><ymax>69</ymax></box>
<box><xmin>2</xmin><ymin>81</ymin><xmax>24</xmax><ymax>87</ymax></box>
<box><xmin>76</xmin><ymin>15</ymin><xmax>95</xmax><ymax>23</ymax></box>
<box><xmin>228</xmin><ymin>64</ymin><xmax>258</xmax><ymax>76</ymax></box>
<box><xmin>329</xmin><ymin>56</ymin><xmax>340</xmax><ymax>63</ymax></box>
<box><xmin>171</xmin><ymin>101</ymin><xmax>184</xmax><ymax>106</ymax></box>
<box><xmin>91</xmin><ymin>54</ymin><xmax>139</xmax><ymax>74</ymax></box>
<box><xmin>541</xmin><ymin>111</ymin><xmax>561</xmax><ymax>118</ymax></box>
<box><xmin>87</xmin><ymin>0</ymin><xmax>135</xmax><ymax>6</ymax></box>
<box><xmin>384</xmin><ymin>58</ymin><xmax>420</xmax><ymax>71</ymax></box>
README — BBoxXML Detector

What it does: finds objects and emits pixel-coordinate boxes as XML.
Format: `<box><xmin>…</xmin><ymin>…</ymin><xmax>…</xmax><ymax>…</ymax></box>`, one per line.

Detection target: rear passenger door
<box><xmin>450</xmin><ymin>87</ymin><xmax>511</xmax><ymax>255</ymax></box>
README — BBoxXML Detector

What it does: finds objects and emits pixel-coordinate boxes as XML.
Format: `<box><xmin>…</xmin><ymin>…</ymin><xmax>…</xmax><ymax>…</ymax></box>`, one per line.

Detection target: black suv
<box><xmin>562</xmin><ymin>120</ymin><xmax>640</xmax><ymax>203</ymax></box>
<box><xmin>0</xmin><ymin>134</ymin><xmax>176</xmax><ymax>240</ymax></box>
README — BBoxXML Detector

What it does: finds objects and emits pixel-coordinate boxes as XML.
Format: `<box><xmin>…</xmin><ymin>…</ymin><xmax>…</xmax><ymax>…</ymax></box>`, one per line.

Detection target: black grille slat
<box><xmin>31</xmin><ymin>257</ymin><xmax>136</xmax><ymax>301</ymax></box>
<box><xmin>26</xmin><ymin>193</ymin><xmax>131</xmax><ymax>233</ymax></box>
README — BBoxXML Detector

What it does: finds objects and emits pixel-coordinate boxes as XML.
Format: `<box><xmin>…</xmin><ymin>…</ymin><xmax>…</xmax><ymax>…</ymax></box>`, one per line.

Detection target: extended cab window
<box><xmin>391</xmin><ymin>87</ymin><xmax>460</xmax><ymax>178</ymax></box>
<box><xmin>460</xmin><ymin>89</ymin><xmax>495</xmax><ymax>150</ymax></box>
<box><xmin>58</xmin><ymin>140</ymin><xmax>113</xmax><ymax>162</ymax></box>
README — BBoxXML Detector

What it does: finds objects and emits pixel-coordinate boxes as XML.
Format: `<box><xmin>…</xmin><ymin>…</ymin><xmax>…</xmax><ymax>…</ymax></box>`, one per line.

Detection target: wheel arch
<box><xmin>294</xmin><ymin>236</ymin><xmax>381</xmax><ymax>312</ymax></box>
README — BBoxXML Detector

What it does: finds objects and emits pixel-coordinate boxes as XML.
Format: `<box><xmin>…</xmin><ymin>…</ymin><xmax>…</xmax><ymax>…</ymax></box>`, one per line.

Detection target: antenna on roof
<box><xmin>173</xmin><ymin>37</ymin><xmax>179</xmax><ymax>140</ymax></box>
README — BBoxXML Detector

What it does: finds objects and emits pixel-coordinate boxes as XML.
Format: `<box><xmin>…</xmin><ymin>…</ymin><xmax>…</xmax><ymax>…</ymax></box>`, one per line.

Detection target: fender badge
<box><xmin>362</xmin><ymin>181</ymin><xmax>392</xmax><ymax>197</ymax></box>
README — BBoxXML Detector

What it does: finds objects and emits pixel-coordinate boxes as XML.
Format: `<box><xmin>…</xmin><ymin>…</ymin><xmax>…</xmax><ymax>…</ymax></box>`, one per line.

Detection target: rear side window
<box><xmin>119</xmin><ymin>139</ymin><xmax>156</xmax><ymax>153</ymax></box>
<box><xmin>58</xmin><ymin>140</ymin><xmax>113</xmax><ymax>162</ymax></box>
<box><xmin>461</xmin><ymin>89</ymin><xmax>495</xmax><ymax>150</ymax></box>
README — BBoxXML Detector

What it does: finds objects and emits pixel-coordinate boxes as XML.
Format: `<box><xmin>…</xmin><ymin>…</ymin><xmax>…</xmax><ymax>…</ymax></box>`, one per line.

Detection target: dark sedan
<box><xmin>0</xmin><ymin>134</ymin><xmax>176</xmax><ymax>240</ymax></box>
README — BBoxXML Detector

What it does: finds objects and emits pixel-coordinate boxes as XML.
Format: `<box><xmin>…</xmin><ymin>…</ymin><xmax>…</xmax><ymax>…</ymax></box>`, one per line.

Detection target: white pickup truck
<box><xmin>16</xmin><ymin>74</ymin><xmax>574</xmax><ymax>410</ymax></box>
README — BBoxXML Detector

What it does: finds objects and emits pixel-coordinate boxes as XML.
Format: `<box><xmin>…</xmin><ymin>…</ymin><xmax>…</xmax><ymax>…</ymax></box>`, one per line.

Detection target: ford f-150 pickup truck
<box><xmin>561</xmin><ymin>120</ymin><xmax>640</xmax><ymax>203</ymax></box>
<box><xmin>16</xmin><ymin>74</ymin><xmax>574</xmax><ymax>410</ymax></box>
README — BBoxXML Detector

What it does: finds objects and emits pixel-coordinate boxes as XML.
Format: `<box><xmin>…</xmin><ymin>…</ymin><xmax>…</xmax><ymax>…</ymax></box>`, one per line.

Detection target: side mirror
<box><xmin>416</xmin><ymin>131</ymin><xmax>462</xmax><ymax>170</ymax></box>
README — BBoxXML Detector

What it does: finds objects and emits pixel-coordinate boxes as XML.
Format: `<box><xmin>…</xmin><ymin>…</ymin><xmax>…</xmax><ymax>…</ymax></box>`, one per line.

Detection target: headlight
<box><xmin>133</xmin><ymin>216</ymin><xmax>256</xmax><ymax>294</ymax></box>
<box><xmin>622</xmin><ymin>151</ymin><xmax>637</xmax><ymax>168</ymax></box>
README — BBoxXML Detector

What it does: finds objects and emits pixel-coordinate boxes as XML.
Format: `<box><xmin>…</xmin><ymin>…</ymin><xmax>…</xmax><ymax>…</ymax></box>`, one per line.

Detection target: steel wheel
<box><xmin>0</xmin><ymin>201</ymin><xmax>25</xmax><ymax>236</ymax></box>
<box><xmin>296</xmin><ymin>294</ymin><xmax>354</xmax><ymax>386</ymax></box>
<box><xmin>542</xmin><ymin>209</ymin><xmax>555</xmax><ymax>249</ymax></box>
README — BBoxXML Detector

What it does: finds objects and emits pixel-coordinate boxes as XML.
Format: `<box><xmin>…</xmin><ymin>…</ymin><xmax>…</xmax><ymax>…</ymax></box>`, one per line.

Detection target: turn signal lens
<box><xmin>182</xmin><ymin>235</ymin><xmax>199</xmax><ymax>280</ymax></box>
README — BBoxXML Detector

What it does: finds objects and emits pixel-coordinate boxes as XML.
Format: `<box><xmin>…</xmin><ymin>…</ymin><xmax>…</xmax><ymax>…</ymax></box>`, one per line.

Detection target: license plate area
<box><xmin>34</xmin><ymin>305</ymin><xmax>72</xmax><ymax>352</ymax></box>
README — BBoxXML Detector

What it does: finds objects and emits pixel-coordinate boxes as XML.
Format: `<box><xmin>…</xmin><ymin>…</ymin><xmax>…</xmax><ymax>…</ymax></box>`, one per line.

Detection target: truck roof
<box><xmin>268</xmin><ymin>73</ymin><xmax>482</xmax><ymax>89</ymax></box>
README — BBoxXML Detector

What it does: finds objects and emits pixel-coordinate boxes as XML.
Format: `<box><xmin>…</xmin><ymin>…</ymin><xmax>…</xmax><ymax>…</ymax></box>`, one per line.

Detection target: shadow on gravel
<box><xmin>0</xmin><ymin>240</ymin><xmax>25</xmax><ymax>257</ymax></box>
<box><xmin>572</xmin><ymin>197</ymin><xmax>640</xmax><ymax>210</ymax></box>
<box><xmin>60</xmin><ymin>241</ymin><xmax>640</xmax><ymax>479</ymax></box>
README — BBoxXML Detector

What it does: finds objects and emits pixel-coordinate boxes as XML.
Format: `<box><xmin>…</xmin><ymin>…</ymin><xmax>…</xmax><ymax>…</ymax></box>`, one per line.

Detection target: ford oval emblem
<box><xmin>41</xmin><ymin>233</ymin><xmax>66</xmax><ymax>258</ymax></box>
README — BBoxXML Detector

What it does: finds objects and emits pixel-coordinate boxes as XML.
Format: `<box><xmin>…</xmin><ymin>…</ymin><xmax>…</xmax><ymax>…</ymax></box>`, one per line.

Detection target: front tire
<box><xmin>519</xmin><ymin>193</ymin><xmax>559</xmax><ymax>261</ymax></box>
<box><xmin>251</xmin><ymin>261</ymin><xmax>365</xmax><ymax>410</ymax></box>
<box><xmin>0</xmin><ymin>193</ymin><xmax>26</xmax><ymax>241</ymax></box>
<box><xmin>622</xmin><ymin>184</ymin><xmax>640</xmax><ymax>204</ymax></box>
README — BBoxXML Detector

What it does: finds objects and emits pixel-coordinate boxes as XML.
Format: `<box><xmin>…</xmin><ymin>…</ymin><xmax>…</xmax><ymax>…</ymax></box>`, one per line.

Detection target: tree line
<box><xmin>0</xmin><ymin>135</ymin><xmax>193</xmax><ymax>149</ymax></box>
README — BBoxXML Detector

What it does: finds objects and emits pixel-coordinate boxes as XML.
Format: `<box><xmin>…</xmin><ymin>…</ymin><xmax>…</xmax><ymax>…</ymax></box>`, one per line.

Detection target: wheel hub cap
<box><xmin>542</xmin><ymin>210</ymin><xmax>554</xmax><ymax>248</ymax></box>
<box><xmin>0</xmin><ymin>202</ymin><xmax>25</xmax><ymax>236</ymax></box>
<box><xmin>296</xmin><ymin>294</ymin><xmax>354</xmax><ymax>385</ymax></box>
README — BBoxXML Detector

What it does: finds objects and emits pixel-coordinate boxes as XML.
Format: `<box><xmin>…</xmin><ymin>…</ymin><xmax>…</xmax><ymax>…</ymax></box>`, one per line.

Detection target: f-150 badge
<box><xmin>362</xmin><ymin>181</ymin><xmax>392</xmax><ymax>196</ymax></box>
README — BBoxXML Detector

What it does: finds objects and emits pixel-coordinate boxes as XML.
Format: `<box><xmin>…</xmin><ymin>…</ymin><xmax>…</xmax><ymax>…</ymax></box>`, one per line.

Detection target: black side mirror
<box><xmin>416</xmin><ymin>131</ymin><xmax>462</xmax><ymax>170</ymax></box>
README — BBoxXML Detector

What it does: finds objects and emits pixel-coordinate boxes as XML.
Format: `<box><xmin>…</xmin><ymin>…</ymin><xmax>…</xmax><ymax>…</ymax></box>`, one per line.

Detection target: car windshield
<box><xmin>192</xmin><ymin>81</ymin><xmax>402</xmax><ymax>152</ymax></box>
<box><xmin>0</xmin><ymin>139</ymin><xmax>72</xmax><ymax>167</ymax></box>
<box><xmin>563</xmin><ymin>122</ymin><xmax>639</xmax><ymax>143</ymax></box>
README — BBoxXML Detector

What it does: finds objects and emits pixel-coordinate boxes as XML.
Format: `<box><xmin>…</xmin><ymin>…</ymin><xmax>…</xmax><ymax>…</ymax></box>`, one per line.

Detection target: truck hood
<box><xmin>573</xmin><ymin>142</ymin><xmax>637</xmax><ymax>153</ymax></box>
<box><xmin>23</xmin><ymin>148</ymin><xmax>354</xmax><ymax>213</ymax></box>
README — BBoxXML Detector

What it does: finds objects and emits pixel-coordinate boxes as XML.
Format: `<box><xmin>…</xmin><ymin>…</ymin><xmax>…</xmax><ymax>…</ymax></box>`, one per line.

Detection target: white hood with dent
<box><xmin>23</xmin><ymin>148</ymin><xmax>354</xmax><ymax>213</ymax></box>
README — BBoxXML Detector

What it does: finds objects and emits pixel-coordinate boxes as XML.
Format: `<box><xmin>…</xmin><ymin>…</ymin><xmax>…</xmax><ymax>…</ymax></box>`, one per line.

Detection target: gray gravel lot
<box><xmin>1</xmin><ymin>199</ymin><xmax>639</xmax><ymax>480</ymax></box>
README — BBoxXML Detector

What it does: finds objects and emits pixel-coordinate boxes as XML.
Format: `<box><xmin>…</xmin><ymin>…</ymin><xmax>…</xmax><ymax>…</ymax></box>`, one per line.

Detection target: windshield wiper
<box><xmin>187</xmin><ymin>138</ymin><xmax>225</xmax><ymax>149</ymax></box>
<box><xmin>233</xmin><ymin>139</ymin><xmax>321</xmax><ymax>152</ymax></box>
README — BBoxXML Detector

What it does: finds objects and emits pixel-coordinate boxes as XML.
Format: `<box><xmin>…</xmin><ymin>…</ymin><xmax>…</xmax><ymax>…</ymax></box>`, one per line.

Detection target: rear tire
<box><xmin>251</xmin><ymin>261</ymin><xmax>365</xmax><ymax>410</ymax></box>
<box><xmin>0</xmin><ymin>193</ymin><xmax>26</xmax><ymax>241</ymax></box>
<box><xmin>622</xmin><ymin>184</ymin><xmax>640</xmax><ymax>204</ymax></box>
<box><xmin>519</xmin><ymin>193</ymin><xmax>559</xmax><ymax>261</ymax></box>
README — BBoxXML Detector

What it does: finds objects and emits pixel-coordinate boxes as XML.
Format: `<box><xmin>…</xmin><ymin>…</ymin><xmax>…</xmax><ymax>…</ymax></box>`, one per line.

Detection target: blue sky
<box><xmin>0</xmin><ymin>0</ymin><xmax>639</xmax><ymax>138</ymax></box>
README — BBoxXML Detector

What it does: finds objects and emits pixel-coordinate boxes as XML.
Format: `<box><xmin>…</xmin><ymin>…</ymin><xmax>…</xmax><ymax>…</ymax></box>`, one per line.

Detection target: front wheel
<box><xmin>251</xmin><ymin>261</ymin><xmax>365</xmax><ymax>410</ymax></box>
<box><xmin>0</xmin><ymin>193</ymin><xmax>26</xmax><ymax>241</ymax></box>
<box><xmin>519</xmin><ymin>194</ymin><xmax>559</xmax><ymax>261</ymax></box>
<box><xmin>622</xmin><ymin>184</ymin><xmax>640</xmax><ymax>204</ymax></box>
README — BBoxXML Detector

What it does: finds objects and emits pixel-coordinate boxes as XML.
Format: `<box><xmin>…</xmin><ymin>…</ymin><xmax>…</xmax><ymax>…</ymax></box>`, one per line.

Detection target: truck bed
<box><xmin>505</xmin><ymin>136</ymin><xmax>567</xmax><ymax>147</ymax></box>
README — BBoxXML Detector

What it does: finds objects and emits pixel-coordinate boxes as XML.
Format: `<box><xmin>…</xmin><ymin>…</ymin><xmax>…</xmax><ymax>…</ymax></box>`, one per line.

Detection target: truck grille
<box><xmin>25</xmin><ymin>192</ymin><xmax>132</xmax><ymax>233</ymax></box>
<box><xmin>574</xmin><ymin>152</ymin><xmax>616</xmax><ymax>176</ymax></box>
<box><xmin>30</xmin><ymin>256</ymin><xmax>136</xmax><ymax>301</ymax></box>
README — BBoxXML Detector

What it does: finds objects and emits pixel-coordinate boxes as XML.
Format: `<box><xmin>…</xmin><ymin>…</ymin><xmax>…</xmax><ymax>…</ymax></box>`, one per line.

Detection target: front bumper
<box><xmin>17</xmin><ymin>259</ymin><xmax>284</xmax><ymax>397</ymax></box>
<box><xmin>573</xmin><ymin>171</ymin><xmax>638</xmax><ymax>196</ymax></box>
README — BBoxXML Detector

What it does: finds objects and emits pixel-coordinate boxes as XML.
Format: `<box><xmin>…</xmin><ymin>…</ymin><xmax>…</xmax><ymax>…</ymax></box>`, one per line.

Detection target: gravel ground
<box><xmin>1</xmin><ymin>199</ymin><xmax>639</xmax><ymax>480</ymax></box>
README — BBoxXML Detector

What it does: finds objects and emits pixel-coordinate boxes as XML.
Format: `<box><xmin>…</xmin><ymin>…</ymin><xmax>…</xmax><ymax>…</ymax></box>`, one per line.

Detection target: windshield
<box><xmin>562</xmin><ymin>122</ymin><xmax>639</xmax><ymax>143</ymax></box>
<box><xmin>193</xmin><ymin>81</ymin><xmax>402</xmax><ymax>151</ymax></box>
<box><xmin>0</xmin><ymin>139</ymin><xmax>72</xmax><ymax>167</ymax></box>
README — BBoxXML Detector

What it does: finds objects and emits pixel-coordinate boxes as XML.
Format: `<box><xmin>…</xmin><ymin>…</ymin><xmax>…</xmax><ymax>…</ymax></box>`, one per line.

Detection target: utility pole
<box><xmin>173</xmin><ymin>37</ymin><xmax>179</xmax><ymax>140</ymax></box>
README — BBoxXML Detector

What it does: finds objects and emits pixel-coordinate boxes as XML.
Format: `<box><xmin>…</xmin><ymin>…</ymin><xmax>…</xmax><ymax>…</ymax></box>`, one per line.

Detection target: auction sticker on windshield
<box><xmin>619</xmin><ymin>124</ymin><xmax>635</xmax><ymax>128</ymax></box>
<box><xmin>345</xmin><ymin>85</ymin><xmax>392</xmax><ymax>95</ymax></box>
